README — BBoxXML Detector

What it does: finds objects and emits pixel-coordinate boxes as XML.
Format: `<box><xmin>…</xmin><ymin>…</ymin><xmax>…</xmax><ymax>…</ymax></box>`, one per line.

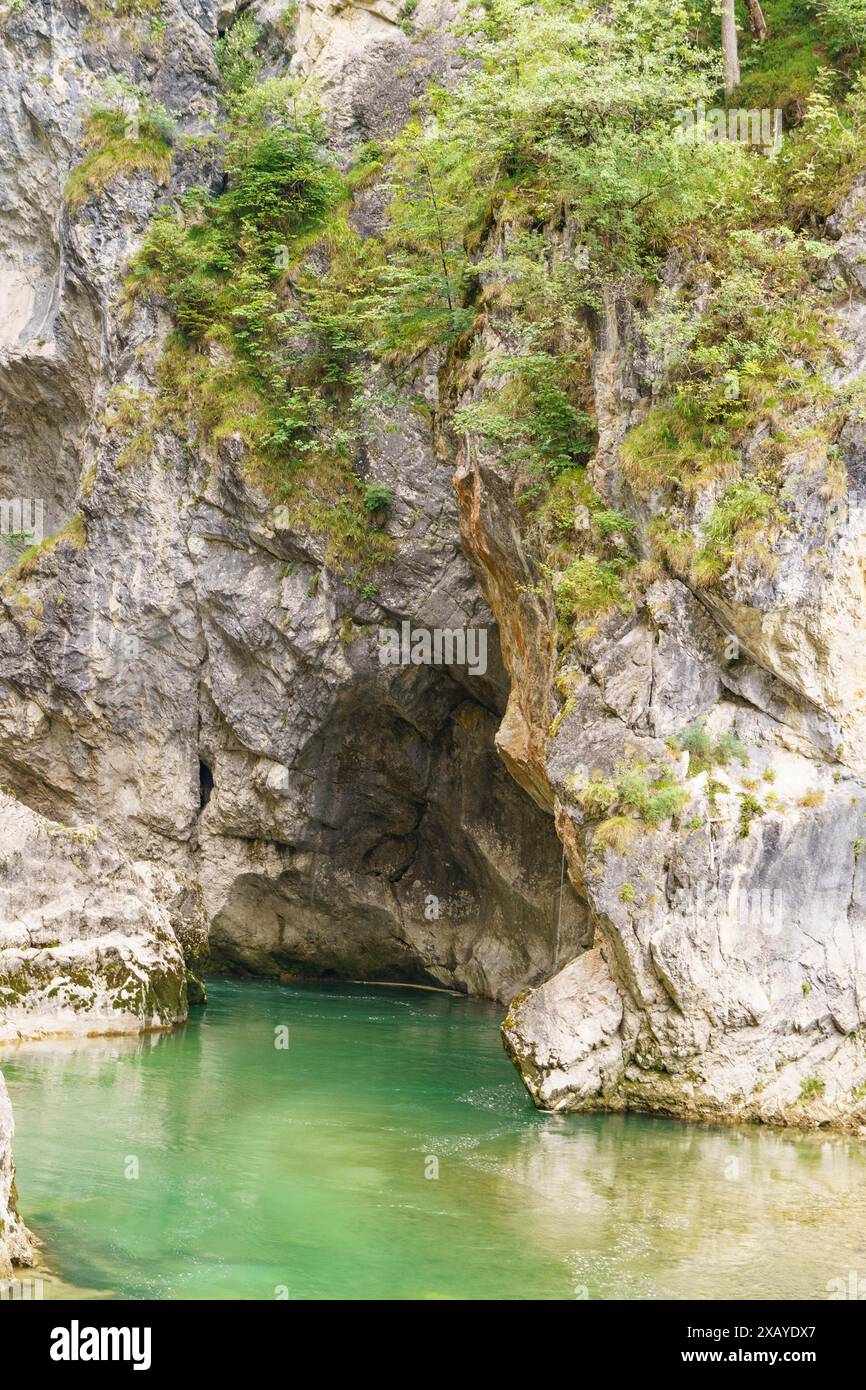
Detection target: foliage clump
<box><xmin>573</xmin><ymin>754</ymin><xmax>690</xmax><ymax>830</ymax></box>
<box><xmin>738</xmin><ymin>791</ymin><xmax>766</xmax><ymax>838</ymax></box>
<box><xmin>348</xmin><ymin>0</ymin><xmax>866</xmax><ymax>604</ymax></box>
<box><xmin>667</xmin><ymin>722</ymin><xmax>749</xmax><ymax>775</ymax></box>
<box><xmin>103</xmin><ymin>387</ymin><xmax>155</xmax><ymax>469</ymax></box>
<box><xmin>533</xmin><ymin>472</ymin><xmax>639</xmax><ymax>636</ymax></box>
<box><xmin>127</xmin><ymin>26</ymin><xmax>393</xmax><ymax>573</ymax></box>
<box><xmin>800</xmin><ymin>1074</ymin><xmax>826</xmax><ymax>1101</ymax></box>
<box><xmin>553</xmin><ymin>556</ymin><xmax>628</xmax><ymax>625</ymax></box>
<box><xmin>363</xmin><ymin>482</ymin><xmax>393</xmax><ymax>513</ymax></box>
<box><xmin>122</xmin><ymin>0</ymin><xmax>866</xmax><ymax>594</ymax></box>
<box><xmin>453</xmin><ymin>354</ymin><xmax>597</xmax><ymax>491</ymax></box>
<box><xmin>66</xmin><ymin>79</ymin><xmax>175</xmax><ymax>210</ymax></box>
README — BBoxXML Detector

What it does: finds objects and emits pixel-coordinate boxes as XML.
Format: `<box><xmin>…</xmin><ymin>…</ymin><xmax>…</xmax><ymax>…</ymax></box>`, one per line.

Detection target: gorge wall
<box><xmin>3</xmin><ymin>4</ymin><xmax>866</xmax><ymax>1281</ymax></box>
<box><xmin>0</xmin><ymin>0</ymin><xmax>583</xmax><ymax>1036</ymax></box>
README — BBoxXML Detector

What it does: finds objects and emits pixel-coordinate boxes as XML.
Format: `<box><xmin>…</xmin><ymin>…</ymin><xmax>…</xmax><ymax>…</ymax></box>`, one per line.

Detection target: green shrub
<box><xmin>735</xmin><ymin>0</ymin><xmax>833</xmax><ymax>114</ymax></box>
<box><xmin>123</xmin><ymin>0</ymin><xmax>866</xmax><ymax>600</ymax></box>
<box><xmin>215</xmin><ymin>15</ymin><xmax>260</xmax><ymax>94</ymax></box>
<box><xmin>591</xmin><ymin>508</ymin><xmax>637</xmax><ymax>541</ymax></box>
<box><xmin>814</xmin><ymin>0</ymin><xmax>866</xmax><ymax>57</ymax></box>
<box><xmin>363</xmin><ymin>481</ymin><xmax>393</xmax><ymax>513</ymax></box>
<box><xmin>126</xmin><ymin>30</ymin><xmax>396</xmax><ymax>574</ymax></box>
<box><xmin>738</xmin><ymin>792</ymin><xmax>766</xmax><ymax>838</ymax></box>
<box><xmin>453</xmin><ymin>352</ymin><xmax>597</xmax><ymax>487</ymax></box>
<box><xmin>222</xmin><ymin>126</ymin><xmax>342</xmax><ymax>245</ymax></box>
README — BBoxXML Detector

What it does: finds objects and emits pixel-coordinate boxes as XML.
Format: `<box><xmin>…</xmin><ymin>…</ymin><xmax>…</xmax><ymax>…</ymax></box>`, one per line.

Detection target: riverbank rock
<box><xmin>502</xmin><ymin>753</ymin><xmax>866</xmax><ymax>1129</ymax></box>
<box><xmin>0</xmin><ymin>791</ymin><xmax>194</xmax><ymax>1043</ymax></box>
<box><xmin>0</xmin><ymin>1072</ymin><xmax>33</xmax><ymax>1282</ymax></box>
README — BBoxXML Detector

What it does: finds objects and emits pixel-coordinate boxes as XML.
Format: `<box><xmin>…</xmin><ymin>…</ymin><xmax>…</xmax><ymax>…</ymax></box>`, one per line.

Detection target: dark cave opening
<box><xmin>199</xmin><ymin>760</ymin><xmax>214</xmax><ymax>810</ymax></box>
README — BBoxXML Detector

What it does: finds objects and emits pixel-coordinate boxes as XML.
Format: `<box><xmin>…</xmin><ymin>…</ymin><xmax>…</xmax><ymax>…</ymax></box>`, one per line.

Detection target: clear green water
<box><xmin>4</xmin><ymin>978</ymin><xmax>866</xmax><ymax>1300</ymax></box>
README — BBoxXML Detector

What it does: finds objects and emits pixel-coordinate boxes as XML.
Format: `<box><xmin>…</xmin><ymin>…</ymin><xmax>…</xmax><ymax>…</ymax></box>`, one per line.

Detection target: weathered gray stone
<box><xmin>0</xmin><ymin>1071</ymin><xmax>34</xmax><ymax>1282</ymax></box>
<box><xmin>502</xmin><ymin>949</ymin><xmax>624</xmax><ymax>1110</ymax></box>
<box><xmin>290</xmin><ymin>0</ymin><xmax>465</xmax><ymax>149</ymax></box>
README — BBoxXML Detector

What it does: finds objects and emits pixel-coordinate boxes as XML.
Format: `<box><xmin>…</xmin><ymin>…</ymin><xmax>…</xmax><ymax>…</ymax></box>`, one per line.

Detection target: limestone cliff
<box><xmin>0</xmin><ymin>789</ymin><xmax>206</xmax><ymax>1042</ymax></box>
<box><xmin>486</xmin><ymin>185</ymin><xmax>866</xmax><ymax>1131</ymax></box>
<box><xmin>0</xmin><ymin>0</ymin><xmax>582</xmax><ymax>1022</ymax></box>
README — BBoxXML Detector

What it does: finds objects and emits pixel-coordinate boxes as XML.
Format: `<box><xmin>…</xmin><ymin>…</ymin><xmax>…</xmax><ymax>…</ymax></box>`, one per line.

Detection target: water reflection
<box><xmin>475</xmin><ymin>1117</ymin><xmax>866</xmax><ymax>1299</ymax></box>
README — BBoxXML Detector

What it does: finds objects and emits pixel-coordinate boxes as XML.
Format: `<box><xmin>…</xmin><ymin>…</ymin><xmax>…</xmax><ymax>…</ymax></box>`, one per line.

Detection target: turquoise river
<box><xmin>3</xmin><ymin>979</ymin><xmax>865</xmax><ymax>1300</ymax></box>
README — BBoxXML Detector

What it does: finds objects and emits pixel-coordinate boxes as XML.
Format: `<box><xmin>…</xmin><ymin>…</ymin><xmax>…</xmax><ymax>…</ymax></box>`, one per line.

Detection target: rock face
<box><xmin>290</xmin><ymin>0</ymin><xmax>465</xmax><ymax>149</ymax></box>
<box><xmin>503</xmin><ymin>737</ymin><xmax>866</xmax><ymax>1127</ymax></box>
<box><xmin>484</xmin><ymin>184</ymin><xmax>866</xmax><ymax>1131</ymax></box>
<box><xmin>0</xmin><ymin>0</ymin><xmax>221</xmax><ymax>541</ymax></box>
<box><xmin>0</xmin><ymin>1072</ymin><xmax>33</xmax><ymax>1282</ymax></box>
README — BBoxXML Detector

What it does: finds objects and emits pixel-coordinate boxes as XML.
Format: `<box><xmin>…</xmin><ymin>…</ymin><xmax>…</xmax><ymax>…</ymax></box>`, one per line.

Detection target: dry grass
<box><xmin>593</xmin><ymin>815</ymin><xmax>641</xmax><ymax>854</ymax></box>
<box><xmin>798</xmin><ymin>789</ymin><xmax>826</xmax><ymax>809</ymax></box>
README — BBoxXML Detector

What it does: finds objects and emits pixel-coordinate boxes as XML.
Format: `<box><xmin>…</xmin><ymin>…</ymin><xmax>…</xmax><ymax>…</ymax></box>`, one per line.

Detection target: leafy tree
<box><xmin>815</xmin><ymin>0</ymin><xmax>866</xmax><ymax>53</ymax></box>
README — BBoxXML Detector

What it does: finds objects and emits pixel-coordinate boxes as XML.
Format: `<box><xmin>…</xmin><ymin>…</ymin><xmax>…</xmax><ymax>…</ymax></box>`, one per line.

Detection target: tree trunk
<box><xmin>721</xmin><ymin>0</ymin><xmax>741</xmax><ymax>97</ymax></box>
<box><xmin>745</xmin><ymin>0</ymin><xmax>769</xmax><ymax>39</ymax></box>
